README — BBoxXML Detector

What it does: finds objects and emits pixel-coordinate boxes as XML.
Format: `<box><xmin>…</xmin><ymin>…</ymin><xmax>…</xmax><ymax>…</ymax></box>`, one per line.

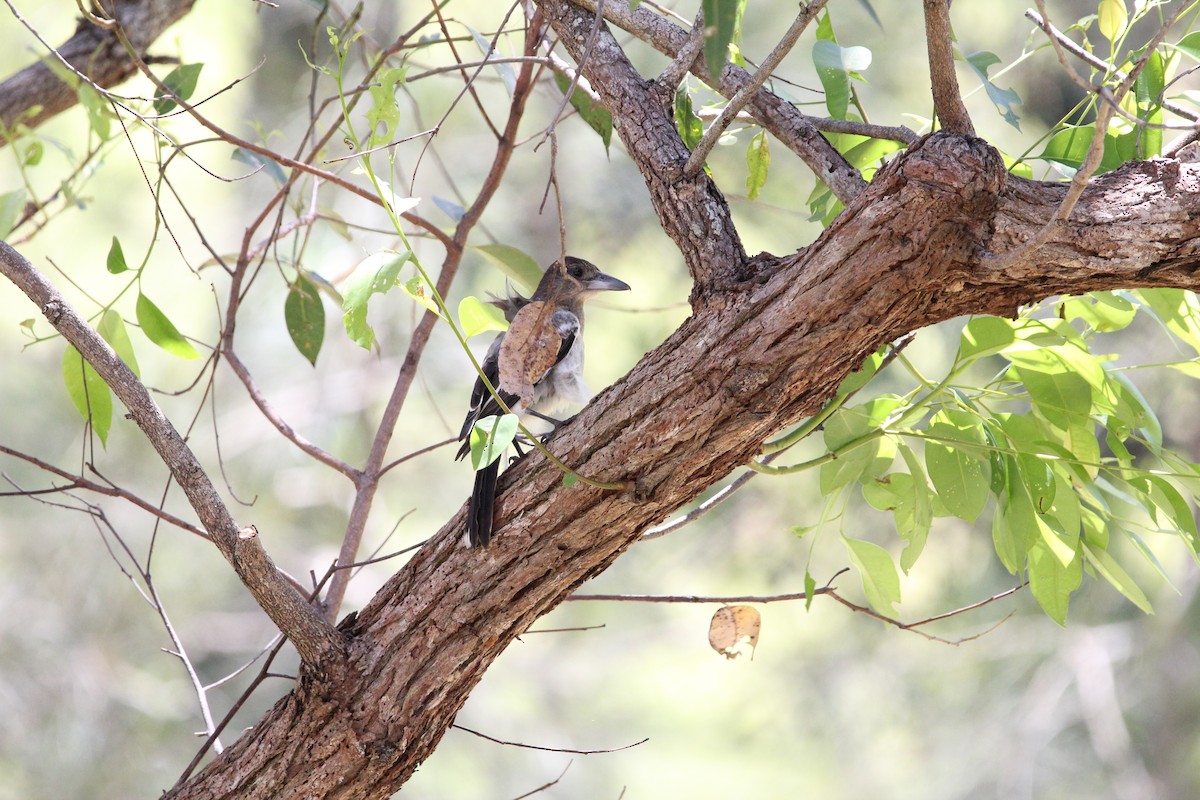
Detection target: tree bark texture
<box><xmin>163</xmin><ymin>129</ymin><xmax>1200</xmax><ymax>798</ymax></box>
<box><xmin>0</xmin><ymin>0</ymin><xmax>195</xmax><ymax>136</ymax></box>
<box><xmin>6</xmin><ymin>2</ymin><xmax>1200</xmax><ymax>799</ymax></box>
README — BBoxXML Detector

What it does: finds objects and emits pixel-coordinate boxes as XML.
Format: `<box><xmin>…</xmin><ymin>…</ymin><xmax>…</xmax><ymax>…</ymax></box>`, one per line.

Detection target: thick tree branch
<box><xmin>0</xmin><ymin>0</ymin><xmax>196</xmax><ymax>137</ymax></box>
<box><xmin>0</xmin><ymin>241</ymin><xmax>345</xmax><ymax>670</ymax></box>
<box><xmin>568</xmin><ymin>0</ymin><xmax>867</xmax><ymax>204</ymax></box>
<box><xmin>542</xmin><ymin>0</ymin><xmax>748</xmax><ymax>296</ymax></box>
<box><xmin>165</xmin><ymin>133</ymin><xmax>1200</xmax><ymax>798</ymax></box>
<box><xmin>682</xmin><ymin>0</ymin><xmax>827</xmax><ymax>177</ymax></box>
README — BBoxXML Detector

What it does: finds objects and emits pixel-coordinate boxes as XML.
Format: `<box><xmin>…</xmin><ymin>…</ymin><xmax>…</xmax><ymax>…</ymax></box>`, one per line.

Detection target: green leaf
<box><xmin>231</xmin><ymin>148</ymin><xmax>288</xmax><ymax>185</ymax></box>
<box><xmin>701</xmin><ymin>0</ymin><xmax>745</xmax><ymax>80</ymax></box>
<box><xmin>1027</xmin><ymin>540</ymin><xmax>1082</xmax><ymax>626</ymax></box>
<box><xmin>97</xmin><ymin>309</ymin><xmax>140</xmax><ymax>378</ymax></box>
<box><xmin>1015</xmin><ymin>365</ymin><xmax>1092</xmax><ymax>429</ymax></box>
<box><xmin>959</xmin><ymin>315</ymin><xmax>1015</xmax><ymax>363</ymax></box>
<box><xmin>843</xmin><ymin>536</ymin><xmax>901</xmax><ymax>614</ymax></box>
<box><xmin>744</xmin><ymin>130</ymin><xmax>770</xmax><ymax>200</ymax></box>
<box><xmin>136</xmin><ymin>293</ymin><xmax>202</xmax><ymax>360</ymax></box>
<box><xmin>1035</xmin><ymin>125</ymin><xmax>1132</xmax><ymax>174</ymax></box>
<box><xmin>1174</xmin><ymin>31</ymin><xmax>1200</xmax><ymax>61</ymax></box>
<box><xmin>366</xmin><ymin>66</ymin><xmax>406</xmax><ymax>147</ymax></box>
<box><xmin>562</xmin><ymin>471</ymin><xmax>579</xmax><ymax>488</ymax></box>
<box><xmin>77</xmin><ymin>83</ymin><xmax>111</xmax><ymax>139</ymax></box>
<box><xmin>62</xmin><ymin>344</ymin><xmax>113</xmax><ymax>445</ymax></box>
<box><xmin>813</xmin><ymin>39</ymin><xmax>872</xmax><ymax>120</ymax></box>
<box><xmin>1059</xmin><ymin>292</ymin><xmax>1136</xmax><ymax>332</ymax></box>
<box><xmin>820</xmin><ymin>407</ymin><xmax>889</xmax><ymax>494</ymax></box>
<box><xmin>1097</xmin><ymin>0</ymin><xmax>1127</xmax><ymax>44</ymax></box>
<box><xmin>1137</xmin><ymin>287</ymin><xmax>1200</xmax><ymax>358</ymax></box>
<box><xmin>285</xmin><ymin>275</ymin><xmax>325</xmax><ymax>366</ymax></box>
<box><xmin>674</xmin><ymin>89</ymin><xmax>704</xmax><ymax>151</ymax></box>
<box><xmin>1082</xmin><ymin>540</ymin><xmax>1153</xmax><ymax>614</ymax></box>
<box><xmin>1144</xmin><ymin>475</ymin><xmax>1200</xmax><ymax>553</ymax></box>
<box><xmin>804</xmin><ymin>570</ymin><xmax>817</xmax><ymax>611</ymax></box>
<box><xmin>458</xmin><ymin>295</ymin><xmax>508</xmax><ymax>340</ymax></box>
<box><xmin>153</xmin><ymin>63</ymin><xmax>204</xmax><ymax>115</ymax></box>
<box><xmin>341</xmin><ymin>251</ymin><xmax>410</xmax><ymax>349</ymax></box>
<box><xmin>897</xmin><ymin>444</ymin><xmax>932</xmax><ymax>569</ymax></box>
<box><xmin>469</xmin><ymin>414</ymin><xmax>519</xmax><ymax>469</ymax></box>
<box><xmin>963</xmin><ymin>51</ymin><xmax>1022</xmax><ymax>130</ymax></box>
<box><xmin>474</xmin><ymin>244</ymin><xmax>543</xmax><ymax>294</ymax></box>
<box><xmin>21</xmin><ymin>140</ymin><xmax>42</xmax><ymax>167</ymax></box>
<box><xmin>554</xmin><ymin>73</ymin><xmax>613</xmax><ymax>154</ymax></box>
<box><xmin>402</xmin><ymin>275</ymin><xmax>441</xmax><ymax>316</ymax></box>
<box><xmin>924</xmin><ymin>410</ymin><xmax>991</xmax><ymax>523</ymax></box>
<box><xmin>106</xmin><ymin>236</ymin><xmax>128</xmax><ymax>274</ymax></box>
<box><xmin>0</xmin><ymin>189</ymin><xmax>26</xmax><ymax>239</ymax></box>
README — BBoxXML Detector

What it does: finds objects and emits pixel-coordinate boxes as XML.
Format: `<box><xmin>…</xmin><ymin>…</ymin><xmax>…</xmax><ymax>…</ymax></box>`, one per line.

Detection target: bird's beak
<box><xmin>585</xmin><ymin>272</ymin><xmax>631</xmax><ymax>293</ymax></box>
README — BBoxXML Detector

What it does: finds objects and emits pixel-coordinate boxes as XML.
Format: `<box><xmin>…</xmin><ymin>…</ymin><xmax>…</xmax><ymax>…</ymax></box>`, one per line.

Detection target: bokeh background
<box><xmin>1</xmin><ymin>1</ymin><xmax>1199</xmax><ymax>797</ymax></box>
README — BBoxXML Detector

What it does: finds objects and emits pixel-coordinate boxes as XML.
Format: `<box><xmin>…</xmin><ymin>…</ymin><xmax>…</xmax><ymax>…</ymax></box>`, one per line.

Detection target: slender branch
<box><xmin>923</xmin><ymin>0</ymin><xmax>975</xmax><ymax>135</ymax></box>
<box><xmin>0</xmin><ymin>241</ymin><xmax>345</xmax><ymax>669</ymax></box>
<box><xmin>453</xmin><ymin>724</ymin><xmax>648</xmax><ymax>754</ymax></box>
<box><xmin>683</xmin><ymin>1</ymin><xmax>827</xmax><ymax>176</ymax></box>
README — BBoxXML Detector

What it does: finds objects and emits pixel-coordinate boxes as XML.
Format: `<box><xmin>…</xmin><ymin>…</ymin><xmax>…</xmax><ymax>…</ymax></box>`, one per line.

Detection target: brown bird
<box><xmin>456</xmin><ymin>256</ymin><xmax>630</xmax><ymax>546</ymax></box>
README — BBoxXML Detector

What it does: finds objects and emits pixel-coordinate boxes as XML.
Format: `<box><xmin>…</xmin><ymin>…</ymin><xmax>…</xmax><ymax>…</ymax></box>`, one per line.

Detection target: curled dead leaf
<box><xmin>707</xmin><ymin>605</ymin><xmax>761</xmax><ymax>660</ymax></box>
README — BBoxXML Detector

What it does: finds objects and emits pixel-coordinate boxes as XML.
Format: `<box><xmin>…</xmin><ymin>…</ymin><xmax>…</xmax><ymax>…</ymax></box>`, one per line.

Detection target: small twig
<box><xmin>453</xmin><ymin>724</ymin><xmax>648</xmax><ymax>755</ymax></box>
<box><xmin>683</xmin><ymin>2</ymin><xmax>827</xmax><ymax>176</ymax></box>
<box><xmin>511</xmin><ymin>763</ymin><xmax>572</xmax><ymax>800</ymax></box>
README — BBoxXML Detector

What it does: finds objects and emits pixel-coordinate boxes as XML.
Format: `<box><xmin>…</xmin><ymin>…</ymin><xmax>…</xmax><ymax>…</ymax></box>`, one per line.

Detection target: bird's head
<box><xmin>537</xmin><ymin>256</ymin><xmax>631</xmax><ymax>303</ymax></box>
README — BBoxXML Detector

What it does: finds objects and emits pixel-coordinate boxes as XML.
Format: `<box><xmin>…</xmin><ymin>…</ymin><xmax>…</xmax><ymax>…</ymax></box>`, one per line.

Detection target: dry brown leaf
<box><xmin>498</xmin><ymin>300</ymin><xmax>561</xmax><ymax>406</ymax></box>
<box><xmin>707</xmin><ymin>605</ymin><xmax>761</xmax><ymax>660</ymax></box>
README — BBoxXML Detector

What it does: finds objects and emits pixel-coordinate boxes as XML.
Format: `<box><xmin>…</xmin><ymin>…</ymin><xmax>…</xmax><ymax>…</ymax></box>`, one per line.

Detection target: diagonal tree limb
<box><xmin>0</xmin><ymin>240</ymin><xmax>346</xmax><ymax>672</ymax></box>
<box><xmin>543</xmin><ymin>0</ymin><xmax>748</xmax><ymax>296</ymax></box>
<box><xmin>0</xmin><ymin>0</ymin><xmax>197</xmax><ymax>137</ymax></box>
<box><xmin>568</xmin><ymin>0</ymin><xmax>867</xmax><ymax>204</ymax></box>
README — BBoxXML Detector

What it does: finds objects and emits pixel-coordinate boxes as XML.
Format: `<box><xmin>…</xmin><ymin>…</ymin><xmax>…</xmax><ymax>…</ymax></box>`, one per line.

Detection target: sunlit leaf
<box><xmin>745</xmin><ymin>130</ymin><xmax>770</xmax><ymax>200</ymax></box>
<box><xmin>469</xmin><ymin>414</ymin><xmax>519</xmax><ymax>470</ymax></box>
<box><xmin>458</xmin><ymin>295</ymin><xmax>508</xmax><ymax>340</ymax></box>
<box><xmin>136</xmin><ymin>293</ymin><xmax>202</xmax><ymax>360</ymax></box>
<box><xmin>843</xmin><ymin>536</ymin><xmax>901</xmax><ymax>614</ymax></box>
<box><xmin>62</xmin><ymin>344</ymin><xmax>112</xmax><ymax>445</ymax></box>
<box><xmin>708</xmin><ymin>604</ymin><xmax>761</xmax><ymax>659</ymax></box>
<box><xmin>106</xmin><ymin>236</ymin><xmax>128</xmax><ymax>274</ymax></box>
<box><xmin>341</xmin><ymin>251</ymin><xmax>410</xmax><ymax>349</ymax></box>
<box><xmin>97</xmin><ymin>309</ymin><xmax>140</xmax><ymax>378</ymax></box>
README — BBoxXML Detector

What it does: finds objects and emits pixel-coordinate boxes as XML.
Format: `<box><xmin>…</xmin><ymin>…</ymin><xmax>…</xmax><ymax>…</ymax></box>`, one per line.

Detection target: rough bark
<box><xmin>6</xmin><ymin>2</ymin><xmax>1200</xmax><ymax>799</ymax></box>
<box><xmin>0</xmin><ymin>0</ymin><xmax>195</xmax><ymax>136</ymax></box>
<box><xmin>157</xmin><ymin>133</ymin><xmax>1200</xmax><ymax>798</ymax></box>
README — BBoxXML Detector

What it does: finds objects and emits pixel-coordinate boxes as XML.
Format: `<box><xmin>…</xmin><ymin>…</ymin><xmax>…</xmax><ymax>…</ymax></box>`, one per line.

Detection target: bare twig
<box><xmin>453</xmin><ymin>724</ymin><xmax>648</xmax><ymax>755</ymax></box>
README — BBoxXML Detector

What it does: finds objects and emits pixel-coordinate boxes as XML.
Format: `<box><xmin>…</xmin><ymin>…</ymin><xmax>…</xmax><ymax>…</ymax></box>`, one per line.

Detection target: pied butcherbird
<box><xmin>456</xmin><ymin>256</ymin><xmax>631</xmax><ymax>546</ymax></box>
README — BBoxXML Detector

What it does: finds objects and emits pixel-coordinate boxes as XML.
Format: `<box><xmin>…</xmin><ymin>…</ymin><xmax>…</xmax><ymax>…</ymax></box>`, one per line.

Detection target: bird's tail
<box><xmin>468</xmin><ymin>458</ymin><xmax>500</xmax><ymax>546</ymax></box>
